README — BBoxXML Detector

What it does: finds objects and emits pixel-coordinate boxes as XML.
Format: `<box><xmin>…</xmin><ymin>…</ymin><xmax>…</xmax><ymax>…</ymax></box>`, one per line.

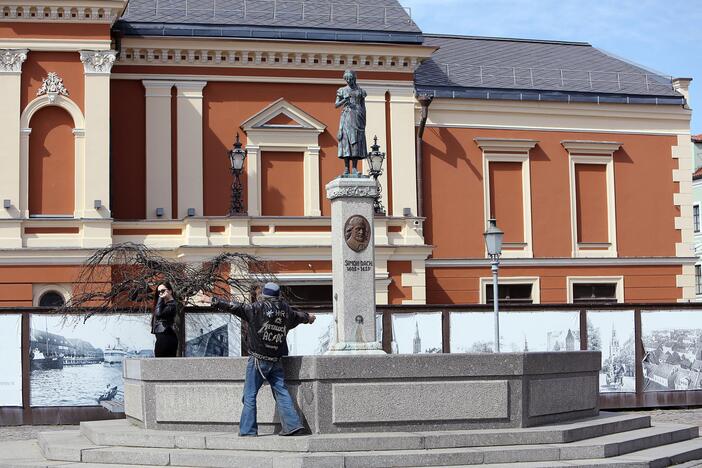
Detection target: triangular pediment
<box><xmin>241</xmin><ymin>98</ymin><xmax>326</xmax><ymax>133</ymax></box>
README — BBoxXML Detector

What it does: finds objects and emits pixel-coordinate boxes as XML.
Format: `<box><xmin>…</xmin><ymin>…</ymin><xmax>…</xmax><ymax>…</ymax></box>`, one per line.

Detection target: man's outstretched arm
<box><xmin>209</xmin><ymin>296</ymin><xmax>250</xmax><ymax>322</ymax></box>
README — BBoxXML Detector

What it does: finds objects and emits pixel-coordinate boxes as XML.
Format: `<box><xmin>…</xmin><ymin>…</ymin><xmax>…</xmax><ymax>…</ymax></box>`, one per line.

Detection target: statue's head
<box><xmin>343</xmin><ymin>69</ymin><xmax>357</xmax><ymax>86</ymax></box>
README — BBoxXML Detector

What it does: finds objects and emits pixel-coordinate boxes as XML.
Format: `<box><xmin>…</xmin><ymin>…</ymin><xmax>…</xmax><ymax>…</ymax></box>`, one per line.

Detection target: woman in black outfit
<box><xmin>151</xmin><ymin>282</ymin><xmax>179</xmax><ymax>357</ymax></box>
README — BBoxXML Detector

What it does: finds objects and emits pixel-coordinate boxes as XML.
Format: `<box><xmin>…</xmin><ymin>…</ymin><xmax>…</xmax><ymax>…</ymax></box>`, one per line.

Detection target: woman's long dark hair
<box><xmin>152</xmin><ymin>281</ymin><xmax>175</xmax><ymax>308</ymax></box>
<box><xmin>152</xmin><ymin>281</ymin><xmax>175</xmax><ymax>328</ymax></box>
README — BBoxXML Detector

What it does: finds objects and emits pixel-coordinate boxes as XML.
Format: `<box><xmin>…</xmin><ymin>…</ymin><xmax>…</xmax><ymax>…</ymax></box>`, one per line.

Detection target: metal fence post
<box><xmin>634</xmin><ymin>308</ymin><xmax>644</xmax><ymax>398</ymax></box>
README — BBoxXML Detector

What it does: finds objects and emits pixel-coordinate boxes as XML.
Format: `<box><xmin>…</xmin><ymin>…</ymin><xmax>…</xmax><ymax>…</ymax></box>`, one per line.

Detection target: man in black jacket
<box><xmin>210</xmin><ymin>282</ymin><xmax>316</xmax><ymax>436</ymax></box>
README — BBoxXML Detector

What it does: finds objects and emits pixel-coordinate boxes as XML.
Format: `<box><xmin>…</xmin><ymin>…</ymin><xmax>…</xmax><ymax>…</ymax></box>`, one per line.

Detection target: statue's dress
<box><xmin>336</xmin><ymin>85</ymin><xmax>368</xmax><ymax>160</ymax></box>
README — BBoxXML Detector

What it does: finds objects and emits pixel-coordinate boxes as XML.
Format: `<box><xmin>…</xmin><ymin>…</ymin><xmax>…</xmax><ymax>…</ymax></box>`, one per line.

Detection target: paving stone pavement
<box><xmin>0</xmin><ymin>424</ymin><xmax>75</xmax><ymax>441</ymax></box>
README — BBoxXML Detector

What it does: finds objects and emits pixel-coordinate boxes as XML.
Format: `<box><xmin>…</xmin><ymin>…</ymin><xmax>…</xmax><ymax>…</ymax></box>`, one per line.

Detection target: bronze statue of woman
<box><xmin>335</xmin><ymin>70</ymin><xmax>368</xmax><ymax>176</ymax></box>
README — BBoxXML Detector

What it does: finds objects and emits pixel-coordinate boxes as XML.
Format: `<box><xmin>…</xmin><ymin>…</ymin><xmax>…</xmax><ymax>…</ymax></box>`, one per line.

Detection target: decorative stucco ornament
<box><xmin>80</xmin><ymin>50</ymin><xmax>117</xmax><ymax>74</ymax></box>
<box><xmin>37</xmin><ymin>72</ymin><xmax>69</xmax><ymax>103</ymax></box>
<box><xmin>326</xmin><ymin>185</ymin><xmax>378</xmax><ymax>200</ymax></box>
<box><xmin>0</xmin><ymin>49</ymin><xmax>28</xmax><ymax>73</ymax></box>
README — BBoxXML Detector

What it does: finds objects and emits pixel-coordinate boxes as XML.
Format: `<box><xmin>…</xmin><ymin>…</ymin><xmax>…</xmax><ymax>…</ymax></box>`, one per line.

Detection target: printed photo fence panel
<box><xmin>502</xmin><ymin>311</ymin><xmax>580</xmax><ymax>352</ymax></box>
<box><xmin>286</xmin><ymin>313</ymin><xmax>383</xmax><ymax>355</ymax></box>
<box><xmin>0</xmin><ymin>314</ymin><xmax>22</xmax><ymax>406</ymax></box>
<box><xmin>641</xmin><ymin>310</ymin><xmax>702</xmax><ymax>392</ymax></box>
<box><xmin>287</xmin><ymin>313</ymin><xmax>334</xmax><ymax>355</ymax></box>
<box><xmin>450</xmin><ymin>312</ymin><xmax>494</xmax><ymax>353</ymax></box>
<box><xmin>586</xmin><ymin>310</ymin><xmax>636</xmax><ymax>393</ymax></box>
<box><xmin>450</xmin><ymin>311</ymin><xmax>579</xmax><ymax>353</ymax></box>
<box><xmin>391</xmin><ymin>312</ymin><xmax>442</xmax><ymax>354</ymax></box>
<box><xmin>30</xmin><ymin>314</ymin><xmax>155</xmax><ymax>407</ymax></box>
<box><xmin>184</xmin><ymin>313</ymin><xmax>241</xmax><ymax>357</ymax></box>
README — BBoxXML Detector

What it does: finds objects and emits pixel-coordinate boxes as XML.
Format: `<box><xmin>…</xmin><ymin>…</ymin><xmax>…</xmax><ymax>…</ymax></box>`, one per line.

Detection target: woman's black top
<box><xmin>151</xmin><ymin>299</ymin><xmax>177</xmax><ymax>334</ymax></box>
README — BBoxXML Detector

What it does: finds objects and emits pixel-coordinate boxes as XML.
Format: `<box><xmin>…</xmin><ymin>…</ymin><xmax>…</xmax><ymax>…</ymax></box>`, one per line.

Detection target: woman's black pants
<box><xmin>154</xmin><ymin>329</ymin><xmax>178</xmax><ymax>357</ymax></box>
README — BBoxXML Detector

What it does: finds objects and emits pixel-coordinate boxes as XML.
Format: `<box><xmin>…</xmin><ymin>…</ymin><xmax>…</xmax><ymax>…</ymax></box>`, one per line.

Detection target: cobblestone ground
<box><xmin>0</xmin><ymin>424</ymin><xmax>75</xmax><ymax>441</ymax></box>
<box><xmin>641</xmin><ymin>408</ymin><xmax>702</xmax><ymax>428</ymax></box>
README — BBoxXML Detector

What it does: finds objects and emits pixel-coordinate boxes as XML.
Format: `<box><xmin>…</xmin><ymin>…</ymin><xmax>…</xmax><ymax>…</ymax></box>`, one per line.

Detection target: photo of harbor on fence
<box><xmin>29</xmin><ymin>314</ymin><xmax>155</xmax><ymax>407</ymax></box>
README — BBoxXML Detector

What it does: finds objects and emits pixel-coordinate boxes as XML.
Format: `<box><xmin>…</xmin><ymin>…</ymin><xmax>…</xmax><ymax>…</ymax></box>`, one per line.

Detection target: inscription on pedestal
<box><xmin>345</xmin><ymin>260</ymin><xmax>374</xmax><ymax>272</ymax></box>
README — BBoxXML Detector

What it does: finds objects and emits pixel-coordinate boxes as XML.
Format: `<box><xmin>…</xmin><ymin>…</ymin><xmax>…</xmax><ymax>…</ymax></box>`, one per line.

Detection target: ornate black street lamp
<box><xmin>227</xmin><ymin>133</ymin><xmax>247</xmax><ymax>216</ymax></box>
<box><xmin>483</xmin><ymin>218</ymin><xmax>504</xmax><ymax>352</ymax></box>
<box><xmin>367</xmin><ymin>136</ymin><xmax>386</xmax><ymax>215</ymax></box>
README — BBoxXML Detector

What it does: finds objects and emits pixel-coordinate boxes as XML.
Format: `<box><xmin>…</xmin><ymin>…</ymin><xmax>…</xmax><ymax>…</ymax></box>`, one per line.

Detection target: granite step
<box><xmin>338</xmin><ymin>425</ymin><xmax>698</xmax><ymax>467</ymax></box>
<box><xmin>419</xmin><ymin>437</ymin><xmax>702</xmax><ymax>467</ymax></box>
<box><xmin>37</xmin><ymin>423</ymin><xmax>700</xmax><ymax>467</ymax></box>
<box><xmin>80</xmin><ymin>412</ymin><xmax>652</xmax><ymax>452</ymax></box>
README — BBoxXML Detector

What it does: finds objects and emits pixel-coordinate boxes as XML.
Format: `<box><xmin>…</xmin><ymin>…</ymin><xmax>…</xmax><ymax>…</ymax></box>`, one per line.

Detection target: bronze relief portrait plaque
<box><xmin>344</xmin><ymin>215</ymin><xmax>371</xmax><ymax>252</ymax></box>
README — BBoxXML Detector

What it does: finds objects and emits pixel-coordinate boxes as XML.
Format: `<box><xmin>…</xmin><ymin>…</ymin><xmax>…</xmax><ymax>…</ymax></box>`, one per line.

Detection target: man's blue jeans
<box><xmin>239</xmin><ymin>356</ymin><xmax>304</xmax><ymax>436</ymax></box>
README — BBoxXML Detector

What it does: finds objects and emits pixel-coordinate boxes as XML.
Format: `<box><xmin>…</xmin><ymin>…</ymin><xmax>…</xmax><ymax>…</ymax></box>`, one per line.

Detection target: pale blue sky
<box><xmin>402</xmin><ymin>0</ymin><xmax>702</xmax><ymax>134</ymax></box>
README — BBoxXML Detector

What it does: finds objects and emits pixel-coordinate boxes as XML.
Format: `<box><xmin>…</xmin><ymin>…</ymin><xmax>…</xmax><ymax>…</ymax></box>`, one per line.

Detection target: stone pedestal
<box><xmin>325</xmin><ymin>177</ymin><xmax>383</xmax><ymax>354</ymax></box>
<box><xmin>123</xmin><ymin>352</ymin><xmax>602</xmax><ymax>433</ymax></box>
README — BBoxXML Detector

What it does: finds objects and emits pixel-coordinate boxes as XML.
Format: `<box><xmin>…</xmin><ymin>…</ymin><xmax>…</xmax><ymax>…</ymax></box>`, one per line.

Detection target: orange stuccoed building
<box><xmin>0</xmin><ymin>0</ymin><xmax>694</xmax><ymax>307</ymax></box>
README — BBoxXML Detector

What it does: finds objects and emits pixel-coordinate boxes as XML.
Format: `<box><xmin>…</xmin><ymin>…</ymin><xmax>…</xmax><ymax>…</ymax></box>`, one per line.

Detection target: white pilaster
<box><xmin>246</xmin><ymin>145</ymin><xmax>261</xmax><ymax>216</ymax></box>
<box><xmin>304</xmin><ymin>145</ymin><xmax>321</xmax><ymax>216</ymax></box>
<box><xmin>81</xmin><ymin>50</ymin><xmax>116</xmax><ymax>219</ymax></box>
<box><xmin>389</xmin><ymin>86</ymin><xmax>418</xmax><ymax>216</ymax></box>
<box><xmin>364</xmin><ymin>85</ymin><xmax>389</xmax><ymax>215</ymax></box>
<box><xmin>0</xmin><ymin>49</ymin><xmax>28</xmax><ymax>220</ymax></box>
<box><xmin>143</xmin><ymin>80</ymin><xmax>174</xmax><ymax>219</ymax></box>
<box><xmin>19</xmin><ymin>128</ymin><xmax>31</xmax><ymax>219</ymax></box>
<box><xmin>175</xmin><ymin>81</ymin><xmax>207</xmax><ymax>219</ymax></box>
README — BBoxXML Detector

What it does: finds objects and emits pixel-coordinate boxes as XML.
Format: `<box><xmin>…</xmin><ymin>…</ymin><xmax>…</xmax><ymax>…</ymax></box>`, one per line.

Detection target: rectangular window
<box><xmin>282</xmin><ymin>285</ymin><xmax>332</xmax><ymax>306</ymax></box>
<box><xmin>694</xmin><ymin>205</ymin><xmax>700</xmax><ymax>233</ymax></box>
<box><xmin>476</xmin><ymin>138</ymin><xmax>537</xmax><ymax>258</ymax></box>
<box><xmin>696</xmin><ymin>265</ymin><xmax>702</xmax><ymax>295</ymax></box>
<box><xmin>563</xmin><ymin>141</ymin><xmax>620</xmax><ymax>258</ymax></box>
<box><xmin>485</xmin><ymin>283</ymin><xmax>534</xmax><ymax>305</ymax></box>
<box><xmin>572</xmin><ymin>283</ymin><xmax>618</xmax><ymax>304</ymax></box>
<box><xmin>488</xmin><ymin>162</ymin><xmax>524</xmax><ymax>243</ymax></box>
<box><xmin>574</xmin><ymin>164</ymin><xmax>609</xmax><ymax>243</ymax></box>
<box><xmin>260</xmin><ymin>151</ymin><xmax>304</xmax><ymax>216</ymax></box>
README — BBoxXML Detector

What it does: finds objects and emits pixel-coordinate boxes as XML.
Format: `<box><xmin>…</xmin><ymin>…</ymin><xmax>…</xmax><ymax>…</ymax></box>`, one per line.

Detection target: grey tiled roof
<box><xmin>416</xmin><ymin>35</ymin><xmax>683</xmax><ymax>104</ymax></box>
<box><xmin>117</xmin><ymin>0</ymin><xmax>422</xmax><ymax>43</ymax></box>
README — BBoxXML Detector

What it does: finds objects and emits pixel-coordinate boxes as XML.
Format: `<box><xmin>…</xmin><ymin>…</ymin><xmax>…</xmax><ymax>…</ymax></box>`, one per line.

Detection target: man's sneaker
<box><xmin>278</xmin><ymin>427</ymin><xmax>305</xmax><ymax>436</ymax></box>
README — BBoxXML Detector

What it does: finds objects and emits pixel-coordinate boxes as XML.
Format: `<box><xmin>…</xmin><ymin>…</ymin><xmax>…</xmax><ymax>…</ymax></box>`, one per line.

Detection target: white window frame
<box><xmin>32</xmin><ymin>283</ymin><xmax>71</xmax><ymax>307</ymax></box>
<box><xmin>475</xmin><ymin>138</ymin><xmax>538</xmax><ymax>258</ymax></box>
<box><xmin>562</xmin><ymin>140</ymin><xmax>621</xmax><ymax>258</ymax></box>
<box><xmin>241</xmin><ymin>98</ymin><xmax>326</xmax><ymax>217</ymax></box>
<box><xmin>478</xmin><ymin>276</ymin><xmax>541</xmax><ymax>304</ymax></box>
<box><xmin>566</xmin><ymin>276</ymin><xmax>624</xmax><ymax>304</ymax></box>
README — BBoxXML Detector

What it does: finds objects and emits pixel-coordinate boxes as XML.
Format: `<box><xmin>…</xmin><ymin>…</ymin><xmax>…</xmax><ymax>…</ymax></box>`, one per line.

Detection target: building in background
<box><xmin>693</xmin><ymin>135</ymin><xmax>702</xmax><ymax>300</ymax></box>
<box><xmin>0</xmin><ymin>0</ymin><xmax>694</xmax><ymax>307</ymax></box>
<box><xmin>693</xmin><ymin>134</ymin><xmax>702</xmax><ymax>168</ymax></box>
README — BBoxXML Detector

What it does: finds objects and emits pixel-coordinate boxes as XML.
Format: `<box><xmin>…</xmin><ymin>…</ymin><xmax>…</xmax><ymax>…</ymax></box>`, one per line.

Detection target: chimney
<box><xmin>672</xmin><ymin>77</ymin><xmax>693</xmax><ymax>108</ymax></box>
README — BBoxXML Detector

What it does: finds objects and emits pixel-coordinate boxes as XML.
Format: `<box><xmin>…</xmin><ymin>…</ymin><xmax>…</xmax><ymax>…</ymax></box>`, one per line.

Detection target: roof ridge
<box><xmin>423</xmin><ymin>33</ymin><xmax>591</xmax><ymax>47</ymax></box>
<box><xmin>594</xmin><ymin>46</ymin><xmax>672</xmax><ymax>79</ymax></box>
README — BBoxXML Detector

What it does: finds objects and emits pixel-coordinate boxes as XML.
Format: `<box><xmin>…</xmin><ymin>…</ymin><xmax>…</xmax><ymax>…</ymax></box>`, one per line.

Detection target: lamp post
<box><xmin>483</xmin><ymin>218</ymin><xmax>504</xmax><ymax>353</ymax></box>
<box><xmin>227</xmin><ymin>133</ymin><xmax>247</xmax><ymax>216</ymax></box>
<box><xmin>367</xmin><ymin>135</ymin><xmax>386</xmax><ymax>215</ymax></box>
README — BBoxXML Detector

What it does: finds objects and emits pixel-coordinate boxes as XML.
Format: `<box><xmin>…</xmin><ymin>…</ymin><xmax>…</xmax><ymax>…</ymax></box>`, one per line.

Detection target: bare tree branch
<box><xmin>57</xmin><ymin>243</ymin><xmax>276</xmax><ymax>320</ymax></box>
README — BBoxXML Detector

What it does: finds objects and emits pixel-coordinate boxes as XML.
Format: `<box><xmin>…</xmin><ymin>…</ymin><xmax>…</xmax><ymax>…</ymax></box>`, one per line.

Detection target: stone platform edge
<box><xmin>123</xmin><ymin>352</ymin><xmax>601</xmax><ymax>434</ymax></box>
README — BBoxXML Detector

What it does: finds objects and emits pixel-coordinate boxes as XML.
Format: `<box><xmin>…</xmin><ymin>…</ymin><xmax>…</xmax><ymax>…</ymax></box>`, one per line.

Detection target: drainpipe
<box><xmin>416</xmin><ymin>94</ymin><xmax>433</xmax><ymax>218</ymax></box>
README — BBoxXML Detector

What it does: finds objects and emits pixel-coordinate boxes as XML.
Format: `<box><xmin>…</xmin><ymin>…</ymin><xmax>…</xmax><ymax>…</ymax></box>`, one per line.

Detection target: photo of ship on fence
<box><xmin>30</xmin><ymin>314</ymin><xmax>154</xmax><ymax>407</ymax></box>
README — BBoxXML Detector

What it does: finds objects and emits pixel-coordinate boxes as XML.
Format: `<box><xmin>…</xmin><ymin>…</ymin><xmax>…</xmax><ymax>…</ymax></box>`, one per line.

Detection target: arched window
<box><xmin>38</xmin><ymin>291</ymin><xmax>65</xmax><ymax>308</ymax></box>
